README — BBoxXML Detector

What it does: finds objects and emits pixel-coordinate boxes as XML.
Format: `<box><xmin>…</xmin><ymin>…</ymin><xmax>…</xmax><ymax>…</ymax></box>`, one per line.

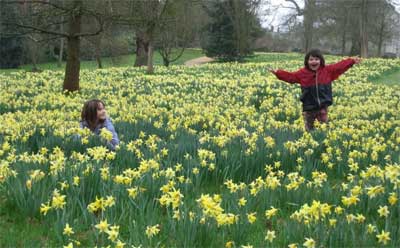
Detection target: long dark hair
<box><xmin>81</xmin><ymin>99</ymin><xmax>105</xmax><ymax>130</ymax></box>
<box><xmin>304</xmin><ymin>49</ymin><xmax>325</xmax><ymax>70</ymax></box>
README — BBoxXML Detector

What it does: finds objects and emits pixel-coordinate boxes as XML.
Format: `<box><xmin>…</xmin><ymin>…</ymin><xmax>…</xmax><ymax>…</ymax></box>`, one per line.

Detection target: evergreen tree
<box><xmin>201</xmin><ymin>0</ymin><xmax>263</xmax><ymax>62</ymax></box>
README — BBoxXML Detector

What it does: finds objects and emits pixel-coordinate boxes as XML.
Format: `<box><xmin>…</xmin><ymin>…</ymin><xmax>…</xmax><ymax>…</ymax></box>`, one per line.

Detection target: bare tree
<box><xmin>316</xmin><ymin>0</ymin><xmax>359</xmax><ymax>55</ymax></box>
<box><xmin>21</xmin><ymin>3</ymin><xmax>45</xmax><ymax>71</ymax></box>
<box><xmin>113</xmin><ymin>0</ymin><xmax>170</xmax><ymax>74</ymax></box>
<box><xmin>371</xmin><ymin>1</ymin><xmax>398</xmax><ymax>56</ymax></box>
<box><xmin>321</xmin><ymin>0</ymin><xmax>397</xmax><ymax>57</ymax></box>
<box><xmin>359</xmin><ymin>0</ymin><xmax>368</xmax><ymax>57</ymax></box>
<box><xmin>1</xmin><ymin>0</ymin><xmax>110</xmax><ymax>92</ymax></box>
<box><xmin>283</xmin><ymin>0</ymin><xmax>317</xmax><ymax>52</ymax></box>
<box><xmin>155</xmin><ymin>0</ymin><xmax>195</xmax><ymax>66</ymax></box>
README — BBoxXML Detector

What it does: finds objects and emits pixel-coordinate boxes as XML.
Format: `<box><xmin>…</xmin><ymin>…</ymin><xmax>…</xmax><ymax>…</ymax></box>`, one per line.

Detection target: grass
<box><xmin>0</xmin><ymin>193</ymin><xmax>97</xmax><ymax>247</ymax></box>
<box><xmin>369</xmin><ymin>67</ymin><xmax>400</xmax><ymax>86</ymax></box>
<box><xmin>0</xmin><ymin>194</ymin><xmax>57</xmax><ymax>247</ymax></box>
<box><xmin>0</xmin><ymin>48</ymin><xmax>205</xmax><ymax>74</ymax></box>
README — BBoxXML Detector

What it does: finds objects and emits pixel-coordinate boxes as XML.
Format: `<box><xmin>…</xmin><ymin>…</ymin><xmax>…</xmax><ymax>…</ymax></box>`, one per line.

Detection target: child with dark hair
<box><xmin>270</xmin><ymin>49</ymin><xmax>362</xmax><ymax>131</ymax></box>
<box><xmin>80</xmin><ymin>99</ymin><xmax>120</xmax><ymax>149</ymax></box>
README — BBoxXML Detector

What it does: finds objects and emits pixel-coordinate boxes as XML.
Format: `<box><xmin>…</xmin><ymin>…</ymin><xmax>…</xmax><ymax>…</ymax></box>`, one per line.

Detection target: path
<box><xmin>184</xmin><ymin>56</ymin><xmax>214</xmax><ymax>66</ymax></box>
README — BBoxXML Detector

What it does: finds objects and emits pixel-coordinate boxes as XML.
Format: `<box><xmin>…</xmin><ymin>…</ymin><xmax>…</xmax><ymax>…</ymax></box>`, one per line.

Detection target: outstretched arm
<box><xmin>326</xmin><ymin>57</ymin><xmax>362</xmax><ymax>80</ymax></box>
<box><xmin>269</xmin><ymin>68</ymin><xmax>301</xmax><ymax>84</ymax></box>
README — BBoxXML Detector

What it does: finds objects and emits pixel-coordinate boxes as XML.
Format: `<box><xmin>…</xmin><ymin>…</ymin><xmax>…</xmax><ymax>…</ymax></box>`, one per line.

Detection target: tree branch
<box><xmin>75</xmin><ymin>14</ymin><xmax>105</xmax><ymax>37</ymax></box>
<box><xmin>285</xmin><ymin>0</ymin><xmax>303</xmax><ymax>15</ymax></box>
<box><xmin>169</xmin><ymin>47</ymin><xmax>186</xmax><ymax>63</ymax></box>
<box><xmin>2</xmin><ymin>0</ymin><xmax>70</xmax><ymax>11</ymax></box>
<box><xmin>2</xmin><ymin>22</ymin><xmax>69</xmax><ymax>37</ymax></box>
<box><xmin>27</xmin><ymin>34</ymin><xmax>61</xmax><ymax>43</ymax></box>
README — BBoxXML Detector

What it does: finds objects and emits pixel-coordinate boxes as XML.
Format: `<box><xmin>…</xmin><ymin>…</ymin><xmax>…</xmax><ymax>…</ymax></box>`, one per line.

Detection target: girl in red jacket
<box><xmin>270</xmin><ymin>49</ymin><xmax>361</xmax><ymax>131</ymax></box>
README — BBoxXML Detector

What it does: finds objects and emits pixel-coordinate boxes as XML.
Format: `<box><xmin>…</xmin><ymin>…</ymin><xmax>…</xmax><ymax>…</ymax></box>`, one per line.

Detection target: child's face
<box><xmin>97</xmin><ymin>103</ymin><xmax>107</xmax><ymax>120</ymax></box>
<box><xmin>308</xmin><ymin>56</ymin><xmax>321</xmax><ymax>71</ymax></box>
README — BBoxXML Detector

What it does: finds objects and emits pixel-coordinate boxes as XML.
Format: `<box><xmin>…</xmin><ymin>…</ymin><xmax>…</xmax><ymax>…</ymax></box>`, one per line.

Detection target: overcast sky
<box><xmin>260</xmin><ymin>0</ymin><xmax>303</xmax><ymax>29</ymax></box>
<box><xmin>260</xmin><ymin>0</ymin><xmax>400</xmax><ymax>29</ymax></box>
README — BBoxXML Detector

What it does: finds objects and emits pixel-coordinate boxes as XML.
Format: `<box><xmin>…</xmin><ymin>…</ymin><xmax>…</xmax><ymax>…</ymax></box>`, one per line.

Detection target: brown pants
<box><xmin>303</xmin><ymin>107</ymin><xmax>328</xmax><ymax>131</ymax></box>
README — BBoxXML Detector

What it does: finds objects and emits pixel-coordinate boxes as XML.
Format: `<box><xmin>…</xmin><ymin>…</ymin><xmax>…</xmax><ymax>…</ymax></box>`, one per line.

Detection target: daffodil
<box><xmin>265</xmin><ymin>230</ymin><xmax>276</xmax><ymax>243</ymax></box>
<box><xmin>265</xmin><ymin>206</ymin><xmax>278</xmax><ymax>219</ymax></box>
<box><xmin>63</xmin><ymin>223</ymin><xmax>74</xmax><ymax>236</ymax></box>
<box><xmin>95</xmin><ymin>219</ymin><xmax>110</xmax><ymax>233</ymax></box>
<box><xmin>238</xmin><ymin>197</ymin><xmax>247</xmax><ymax>207</ymax></box>
<box><xmin>376</xmin><ymin>230</ymin><xmax>391</xmax><ymax>245</ymax></box>
<box><xmin>377</xmin><ymin>205</ymin><xmax>390</xmax><ymax>218</ymax></box>
<box><xmin>145</xmin><ymin>224</ymin><xmax>160</xmax><ymax>238</ymax></box>
<box><xmin>247</xmin><ymin>212</ymin><xmax>257</xmax><ymax>224</ymax></box>
<box><xmin>303</xmin><ymin>237</ymin><xmax>316</xmax><ymax>248</ymax></box>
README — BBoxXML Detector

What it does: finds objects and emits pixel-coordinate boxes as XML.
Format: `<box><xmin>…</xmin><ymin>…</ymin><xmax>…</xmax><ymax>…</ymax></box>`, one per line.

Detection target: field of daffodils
<box><xmin>0</xmin><ymin>53</ymin><xmax>399</xmax><ymax>247</ymax></box>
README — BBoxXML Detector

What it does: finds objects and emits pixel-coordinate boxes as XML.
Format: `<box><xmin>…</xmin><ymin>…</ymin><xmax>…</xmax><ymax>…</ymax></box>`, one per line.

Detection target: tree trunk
<box><xmin>164</xmin><ymin>60</ymin><xmax>169</xmax><ymax>67</ymax></box>
<box><xmin>163</xmin><ymin>56</ymin><xmax>170</xmax><ymax>67</ymax></box>
<box><xmin>350</xmin><ymin>31</ymin><xmax>360</xmax><ymax>56</ymax></box>
<box><xmin>95</xmin><ymin>46</ymin><xmax>102</xmax><ymax>69</ymax></box>
<box><xmin>341</xmin><ymin>31</ymin><xmax>346</xmax><ymax>55</ymax></box>
<box><xmin>31</xmin><ymin>52</ymin><xmax>38</xmax><ymax>71</ymax></box>
<box><xmin>63</xmin><ymin>0</ymin><xmax>82</xmax><ymax>92</ymax></box>
<box><xmin>341</xmin><ymin>10</ymin><xmax>349</xmax><ymax>55</ymax></box>
<box><xmin>64</xmin><ymin>36</ymin><xmax>80</xmax><ymax>91</ymax></box>
<box><xmin>377</xmin><ymin>14</ymin><xmax>385</xmax><ymax>57</ymax></box>
<box><xmin>303</xmin><ymin>0</ymin><xmax>316</xmax><ymax>52</ymax></box>
<box><xmin>58</xmin><ymin>37</ymin><xmax>64</xmax><ymax>67</ymax></box>
<box><xmin>147</xmin><ymin>41</ymin><xmax>154</xmax><ymax>74</ymax></box>
<box><xmin>232</xmin><ymin>0</ymin><xmax>242</xmax><ymax>57</ymax></box>
<box><xmin>160</xmin><ymin>49</ymin><xmax>170</xmax><ymax>66</ymax></box>
<box><xmin>58</xmin><ymin>0</ymin><xmax>65</xmax><ymax>68</ymax></box>
<box><xmin>377</xmin><ymin>38</ymin><xmax>383</xmax><ymax>57</ymax></box>
<box><xmin>360</xmin><ymin>0</ymin><xmax>368</xmax><ymax>58</ymax></box>
<box><xmin>134</xmin><ymin>31</ymin><xmax>149</xmax><ymax>67</ymax></box>
<box><xmin>95</xmin><ymin>36</ymin><xmax>103</xmax><ymax>69</ymax></box>
<box><xmin>30</xmin><ymin>47</ymin><xmax>38</xmax><ymax>71</ymax></box>
<box><xmin>58</xmin><ymin>15</ymin><xmax>64</xmax><ymax>68</ymax></box>
<box><xmin>26</xmin><ymin>38</ymin><xmax>39</xmax><ymax>71</ymax></box>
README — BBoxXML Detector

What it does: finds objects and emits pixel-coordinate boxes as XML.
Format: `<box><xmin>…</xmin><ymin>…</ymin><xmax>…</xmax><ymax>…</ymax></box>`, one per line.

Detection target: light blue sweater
<box><xmin>79</xmin><ymin>117</ymin><xmax>120</xmax><ymax>150</ymax></box>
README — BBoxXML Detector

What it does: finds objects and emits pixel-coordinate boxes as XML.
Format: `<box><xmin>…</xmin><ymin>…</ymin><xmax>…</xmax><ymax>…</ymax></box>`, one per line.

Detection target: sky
<box><xmin>260</xmin><ymin>0</ymin><xmax>400</xmax><ymax>29</ymax></box>
<box><xmin>260</xmin><ymin>0</ymin><xmax>303</xmax><ymax>29</ymax></box>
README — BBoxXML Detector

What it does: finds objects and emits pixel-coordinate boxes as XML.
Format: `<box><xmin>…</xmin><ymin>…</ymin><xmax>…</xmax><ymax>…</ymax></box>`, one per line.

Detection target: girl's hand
<box><xmin>267</xmin><ymin>67</ymin><xmax>276</xmax><ymax>74</ymax></box>
<box><xmin>352</xmin><ymin>57</ymin><xmax>362</xmax><ymax>64</ymax></box>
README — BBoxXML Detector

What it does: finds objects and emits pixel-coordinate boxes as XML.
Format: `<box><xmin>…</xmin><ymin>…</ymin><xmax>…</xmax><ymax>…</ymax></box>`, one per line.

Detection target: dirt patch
<box><xmin>184</xmin><ymin>56</ymin><xmax>215</xmax><ymax>66</ymax></box>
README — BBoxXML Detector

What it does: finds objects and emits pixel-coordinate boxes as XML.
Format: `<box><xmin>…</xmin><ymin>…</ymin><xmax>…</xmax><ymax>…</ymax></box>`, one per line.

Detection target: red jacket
<box><xmin>272</xmin><ymin>58</ymin><xmax>356</xmax><ymax>111</ymax></box>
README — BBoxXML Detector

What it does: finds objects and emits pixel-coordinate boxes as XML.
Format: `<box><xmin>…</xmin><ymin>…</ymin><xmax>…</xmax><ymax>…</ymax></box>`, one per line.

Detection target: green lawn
<box><xmin>0</xmin><ymin>195</ymin><xmax>57</xmax><ymax>247</ymax></box>
<box><xmin>369</xmin><ymin>68</ymin><xmax>400</xmax><ymax>86</ymax></box>
<box><xmin>0</xmin><ymin>48</ymin><xmax>205</xmax><ymax>74</ymax></box>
